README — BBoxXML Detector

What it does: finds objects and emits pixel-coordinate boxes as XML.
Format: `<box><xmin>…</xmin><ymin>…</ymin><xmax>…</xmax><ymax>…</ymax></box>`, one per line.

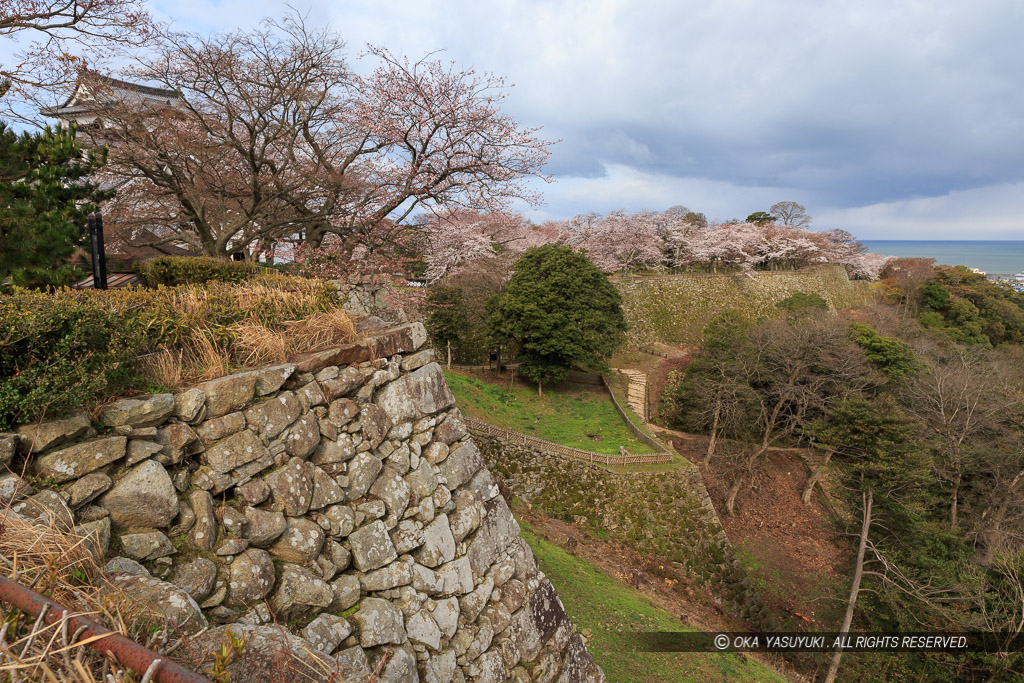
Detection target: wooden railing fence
<box><xmin>600</xmin><ymin>374</ymin><xmax>675</xmax><ymax>456</ymax></box>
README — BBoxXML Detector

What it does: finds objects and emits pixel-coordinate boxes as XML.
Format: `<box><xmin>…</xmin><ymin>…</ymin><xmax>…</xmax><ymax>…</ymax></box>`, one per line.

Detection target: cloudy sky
<box><xmin>58</xmin><ymin>1</ymin><xmax>1024</xmax><ymax>238</ymax></box>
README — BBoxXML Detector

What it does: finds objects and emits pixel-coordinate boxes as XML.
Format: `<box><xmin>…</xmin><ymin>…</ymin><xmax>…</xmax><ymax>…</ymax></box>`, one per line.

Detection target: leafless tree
<box><xmin>724</xmin><ymin>317</ymin><xmax>880</xmax><ymax>515</ymax></box>
<box><xmin>901</xmin><ymin>347</ymin><xmax>1005</xmax><ymax>529</ymax></box>
<box><xmin>0</xmin><ymin>0</ymin><xmax>154</xmax><ymax>119</ymax></box>
<box><xmin>769</xmin><ymin>200</ymin><xmax>811</xmax><ymax>228</ymax></box>
<box><xmin>881</xmin><ymin>257</ymin><xmax>936</xmax><ymax>319</ymax></box>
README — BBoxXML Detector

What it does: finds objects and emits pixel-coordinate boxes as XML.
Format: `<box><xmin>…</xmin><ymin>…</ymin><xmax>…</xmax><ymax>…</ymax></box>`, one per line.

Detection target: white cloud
<box><xmin>818</xmin><ymin>182</ymin><xmax>1024</xmax><ymax>240</ymax></box>
<box><xmin>20</xmin><ymin>0</ymin><xmax>1024</xmax><ymax>238</ymax></box>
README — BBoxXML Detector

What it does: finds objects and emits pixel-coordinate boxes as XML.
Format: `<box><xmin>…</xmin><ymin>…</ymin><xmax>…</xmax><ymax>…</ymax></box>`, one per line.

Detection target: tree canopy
<box><xmin>87</xmin><ymin>14</ymin><xmax>553</xmax><ymax>258</ymax></box>
<box><xmin>0</xmin><ymin>122</ymin><xmax>110</xmax><ymax>288</ymax></box>
<box><xmin>487</xmin><ymin>244</ymin><xmax>627</xmax><ymax>394</ymax></box>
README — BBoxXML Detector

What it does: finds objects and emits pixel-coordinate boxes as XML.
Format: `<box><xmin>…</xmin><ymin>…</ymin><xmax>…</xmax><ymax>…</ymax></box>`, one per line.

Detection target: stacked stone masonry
<box><xmin>478</xmin><ymin>439</ymin><xmax>770</xmax><ymax>627</ymax></box>
<box><xmin>615</xmin><ymin>264</ymin><xmax>871</xmax><ymax>347</ymax></box>
<box><xmin>0</xmin><ymin>321</ymin><xmax>604</xmax><ymax>683</ymax></box>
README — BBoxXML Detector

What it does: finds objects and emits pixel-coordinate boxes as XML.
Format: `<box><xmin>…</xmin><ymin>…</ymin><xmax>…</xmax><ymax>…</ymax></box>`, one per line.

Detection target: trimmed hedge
<box><xmin>0</xmin><ymin>276</ymin><xmax>340</xmax><ymax>429</ymax></box>
<box><xmin>136</xmin><ymin>256</ymin><xmax>271</xmax><ymax>287</ymax></box>
<box><xmin>0</xmin><ymin>295</ymin><xmax>142</xmax><ymax>430</ymax></box>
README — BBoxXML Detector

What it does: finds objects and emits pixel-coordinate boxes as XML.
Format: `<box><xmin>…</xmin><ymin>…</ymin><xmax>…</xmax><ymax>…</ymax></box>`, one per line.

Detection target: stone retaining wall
<box><xmin>478</xmin><ymin>438</ymin><xmax>771</xmax><ymax>627</ymax></box>
<box><xmin>616</xmin><ymin>264</ymin><xmax>872</xmax><ymax>347</ymax></box>
<box><xmin>0</xmin><ymin>321</ymin><xmax>603</xmax><ymax>683</ymax></box>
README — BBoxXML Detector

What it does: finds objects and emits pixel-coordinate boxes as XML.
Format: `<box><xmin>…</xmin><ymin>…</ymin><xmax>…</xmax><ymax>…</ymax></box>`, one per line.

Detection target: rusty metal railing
<box><xmin>0</xmin><ymin>575</ymin><xmax>211</xmax><ymax>683</ymax></box>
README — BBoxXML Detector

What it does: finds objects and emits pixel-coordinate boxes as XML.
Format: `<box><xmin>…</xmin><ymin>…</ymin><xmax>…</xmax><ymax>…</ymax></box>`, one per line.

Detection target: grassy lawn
<box><xmin>443</xmin><ymin>370</ymin><xmax>655</xmax><ymax>455</ymax></box>
<box><xmin>520</xmin><ymin>522</ymin><xmax>789</xmax><ymax>683</ymax></box>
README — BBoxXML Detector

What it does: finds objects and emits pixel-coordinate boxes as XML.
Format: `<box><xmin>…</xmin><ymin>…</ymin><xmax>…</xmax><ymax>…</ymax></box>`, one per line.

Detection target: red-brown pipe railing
<box><xmin>0</xmin><ymin>575</ymin><xmax>211</xmax><ymax>683</ymax></box>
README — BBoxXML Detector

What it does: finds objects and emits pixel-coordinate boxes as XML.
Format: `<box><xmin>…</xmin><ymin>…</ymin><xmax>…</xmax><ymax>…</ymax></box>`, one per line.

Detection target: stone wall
<box><xmin>0</xmin><ymin>321</ymin><xmax>603</xmax><ymax>683</ymax></box>
<box><xmin>478</xmin><ymin>438</ymin><xmax>770</xmax><ymax>627</ymax></box>
<box><xmin>615</xmin><ymin>265</ymin><xmax>872</xmax><ymax>347</ymax></box>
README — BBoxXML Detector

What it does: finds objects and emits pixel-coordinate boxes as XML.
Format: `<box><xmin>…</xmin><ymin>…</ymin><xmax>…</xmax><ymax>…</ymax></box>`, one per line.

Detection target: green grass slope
<box><xmin>443</xmin><ymin>370</ymin><xmax>654</xmax><ymax>455</ymax></box>
<box><xmin>520</xmin><ymin>523</ymin><xmax>788</xmax><ymax>683</ymax></box>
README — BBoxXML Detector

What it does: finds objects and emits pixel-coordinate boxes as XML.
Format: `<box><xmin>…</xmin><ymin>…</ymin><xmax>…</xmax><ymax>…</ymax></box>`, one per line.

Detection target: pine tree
<box><xmin>0</xmin><ymin>123</ymin><xmax>111</xmax><ymax>288</ymax></box>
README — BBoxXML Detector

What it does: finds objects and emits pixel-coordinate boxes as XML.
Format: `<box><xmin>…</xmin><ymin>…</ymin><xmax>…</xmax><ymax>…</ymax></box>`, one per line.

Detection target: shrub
<box><xmin>775</xmin><ymin>291</ymin><xmax>828</xmax><ymax>314</ymax></box>
<box><xmin>0</xmin><ymin>276</ymin><xmax>343</xmax><ymax>429</ymax></box>
<box><xmin>136</xmin><ymin>256</ymin><xmax>271</xmax><ymax>287</ymax></box>
<box><xmin>849</xmin><ymin>322</ymin><xmax>920</xmax><ymax>382</ymax></box>
<box><xmin>0</xmin><ymin>294</ymin><xmax>144</xmax><ymax>429</ymax></box>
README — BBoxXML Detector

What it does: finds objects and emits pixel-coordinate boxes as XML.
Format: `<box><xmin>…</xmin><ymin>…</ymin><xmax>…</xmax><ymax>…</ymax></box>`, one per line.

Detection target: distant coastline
<box><xmin>859</xmin><ymin>240</ymin><xmax>1024</xmax><ymax>276</ymax></box>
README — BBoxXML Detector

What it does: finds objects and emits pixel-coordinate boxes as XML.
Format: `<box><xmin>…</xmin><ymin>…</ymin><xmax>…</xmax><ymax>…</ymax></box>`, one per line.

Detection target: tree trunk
<box><xmin>705</xmin><ymin>397</ymin><xmax>721</xmax><ymax>464</ymax></box>
<box><xmin>537</xmin><ymin>379</ymin><xmax>542</xmax><ymax>398</ymax></box>
<box><xmin>446</xmin><ymin>339</ymin><xmax>451</xmax><ymax>370</ymax></box>
<box><xmin>801</xmin><ymin>450</ymin><xmax>834</xmax><ymax>505</ymax></box>
<box><xmin>302</xmin><ymin>223</ymin><xmax>328</xmax><ymax>250</ymax></box>
<box><xmin>825</xmin><ymin>489</ymin><xmax>873</xmax><ymax>683</ymax></box>
<box><xmin>726</xmin><ymin>477</ymin><xmax>743</xmax><ymax>516</ymax></box>
<box><xmin>951</xmin><ymin>472</ymin><xmax>960</xmax><ymax>529</ymax></box>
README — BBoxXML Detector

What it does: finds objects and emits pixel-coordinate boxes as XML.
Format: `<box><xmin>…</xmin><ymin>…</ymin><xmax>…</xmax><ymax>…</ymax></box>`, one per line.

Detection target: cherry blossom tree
<box><xmin>81</xmin><ymin>14</ymin><xmax>553</xmax><ymax>258</ymax></box>
<box><xmin>653</xmin><ymin>205</ymin><xmax>708</xmax><ymax>270</ymax></box>
<box><xmin>843</xmin><ymin>251</ymin><xmax>893</xmax><ymax>280</ymax></box>
<box><xmin>760</xmin><ymin>225</ymin><xmax>824</xmax><ymax>270</ymax></box>
<box><xmin>419</xmin><ymin>209</ymin><xmax>560</xmax><ymax>283</ymax></box>
<box><xmin>583</xmin><ymin>210</ymin><xmax>664</xmax><ymax>273</ymax></box>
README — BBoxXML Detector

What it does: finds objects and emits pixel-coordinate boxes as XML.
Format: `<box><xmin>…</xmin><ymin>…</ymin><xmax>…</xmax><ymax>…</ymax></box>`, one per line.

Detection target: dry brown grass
<box><xmin>184</xmin><ymin>332</ymin><xmax>233</xmax><ymax>383</ymax></box>
<box><xmin>139</xmin><ymin>307</ymin><xmax>358</xmax><ymax>389</ymax></box>
<box><xmin>230</xmin><ymin>321</ymin><xmax>289</xmax><ymax>367</ymax></box>
<box><xmin>0</xmin><ymin>508</ymin><xmax>187</xmax><ymax>682</ymax></box>
<box><xmin>138</xmin><ymin>348</ymin><xmax>186</xmax><ymax>393</ymax></box>
<box><xmin>223</xmin><ymin>308</ymin><xmax>357</xmax><ymax>372</ymax></box>
<box><xmin>281</xmin><ymin>308</ymin><xmax>356</xmax><ymax>354</ymax></box>
<box><xmin>134</xmin><ymin>305</ymin><xmax>362</xmax><ymax>410</ymax></box>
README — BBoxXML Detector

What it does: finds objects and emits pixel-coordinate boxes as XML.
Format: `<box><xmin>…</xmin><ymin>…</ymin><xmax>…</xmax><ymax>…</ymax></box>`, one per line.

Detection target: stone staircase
<box><xmin>618</xmin><ymin>369</ymin><xmax>648</xmax><ymax>421</ymax></box>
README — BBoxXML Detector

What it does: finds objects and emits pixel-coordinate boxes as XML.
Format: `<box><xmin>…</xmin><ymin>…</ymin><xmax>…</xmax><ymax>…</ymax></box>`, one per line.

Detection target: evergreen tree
<box><xmin>487</xmin><ymin>244</ymin><xmax>627</xmax><ymax>395</ymax></box>
<box><xmin>0</xmin><ymin>123</ymin><xmax>111</xmax><ymax>288</ymax></box>
<box><xmin>425</xmin><ymin>285</ymin><xmax>471</xmax><ymax>368</ymax></box>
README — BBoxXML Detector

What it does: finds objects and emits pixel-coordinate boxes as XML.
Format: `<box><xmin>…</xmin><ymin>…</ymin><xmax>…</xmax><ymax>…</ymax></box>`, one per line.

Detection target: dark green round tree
<box><xmin>487</xmin><ymin>244</ymin><xmax>627</xmax><ymax>395</ymax></box>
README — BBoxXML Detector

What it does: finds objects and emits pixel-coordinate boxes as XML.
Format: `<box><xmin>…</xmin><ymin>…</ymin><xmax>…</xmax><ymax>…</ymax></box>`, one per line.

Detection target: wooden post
<box><xmin>87</xmin><ymin>212</ymin><xmax>107</xmax><ymax>290</ymax></box>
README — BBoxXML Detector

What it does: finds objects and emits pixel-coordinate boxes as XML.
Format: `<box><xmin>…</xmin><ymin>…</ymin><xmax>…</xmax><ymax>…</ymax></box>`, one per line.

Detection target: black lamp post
<box><xmin>87</xmin><ymin>212</ymin><xmax>107</xmax><ymax>290</ymax></box>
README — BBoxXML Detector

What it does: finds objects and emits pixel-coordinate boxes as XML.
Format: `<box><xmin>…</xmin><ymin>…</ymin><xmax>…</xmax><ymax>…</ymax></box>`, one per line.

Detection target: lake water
<box><xmin>859</xmin><ymin>241</ymin><xmax>1024</xmax><ymax>276</ymax></box>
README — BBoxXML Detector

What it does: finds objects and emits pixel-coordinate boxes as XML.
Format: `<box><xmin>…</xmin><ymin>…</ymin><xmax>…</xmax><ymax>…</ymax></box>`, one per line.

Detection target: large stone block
<box><xmin>99</xmin><ymin>460</ymin><xmax>179</xmax><ymax>528</ymax></box>
<box><xmin>415</xmin><ymin>514</ymin><xmax>456</xmax><ymax>568</ymax></box>
<box><xmin>348</xmin><ymin>519</ymin><xmax>398</xmax><ymax>571</ymax></box>
<box><xmin>467</xmin><ymin>496</ymin><xmax>521</xmax><ymax>576</ymax></box>
<box><xmin>266</xmin><ymin>457</ymin><xmax>315</xmax><ymax>516</ymax></box>
<box><xmin>202</xmin><ymin>429</ymin><xmax>268</xmax><ymax>474</ymax></box>
<box><xmin>194</xmin><ymin>371</ymin><xmax>259</xmax><ymax>418</ymax></box>
<box><xmin>98</xmin><ymin>394</ymin><xmax>174</xmax><ymax>428</ymax></box>
<box><xmin>188</xmin><ymin>625</ymin><xmax>336</xmax><ymax>682</ymax></box>
<box><xmin>245</xmin><ymin>392</ymin><xmax>302</xmax><ymax>440</ymax></box>
<box><xmin>374</xmin><ymin>363</ymin><xmax>455</xmax><ymax>423</ymax></box>
<box><xmin>268</xmin><ymin>517</ymin><xmax>325</xmax><ymax>563</ymax></box>
<box><xmin>104</xmin><ymin>574</ymin><xmax>207</xmax><ymax>635</ymax></box>
<box><xmin>558</xmin><ymin>633</ymin><xmax>606</xmax><ymax>683</ymax></box>
<box><xmin>437</xmin><ymin>440</ymin><xmax>483</xmax><ymax>491</ymax></box>
<box><xmin>16</xmin><ymin>411</ymin><xmax>92</xmax><ymax>455</ymax></box>
<box><xmin>33</xmin><ymin>436</ymin><xmax>125</xmax><ymax>483</ymax></box>
<box><xmin>270</xmin><ymin>564</ymin><xmax>333</xmax><ymax>621</ymax></box>
<box><xmin>253</xmin><ymin>363</ymin><xmax>296</xmax><ymax>395</ymax></box>
<box><xmin>354</xmin><ymin>597</ymin><xmax>406</xmax><ymax>647</ymax></box>
<box><xmin>225</xmin><ymin>548</ymin><xmax>276</xmax><ymax>609</ymax></box>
